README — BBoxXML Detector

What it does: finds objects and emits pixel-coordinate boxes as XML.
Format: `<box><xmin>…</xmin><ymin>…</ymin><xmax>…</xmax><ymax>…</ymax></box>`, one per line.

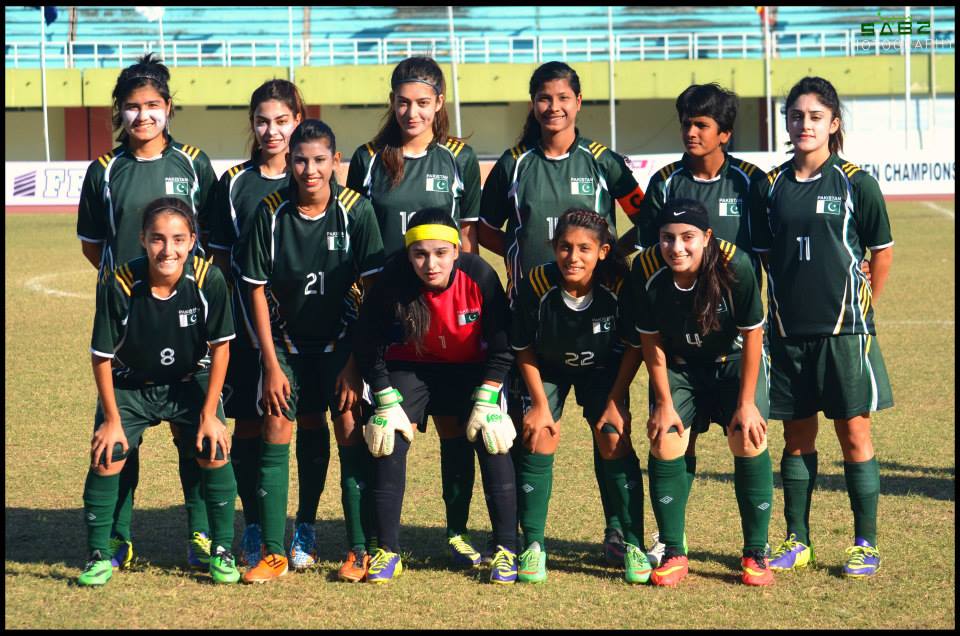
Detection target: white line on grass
<box><xmin>922</xmin><ymin>201</ymin><xmax>955</xmax><ymax>220</ymax></box>
<box><xmin>24</xmin><ymin>271</ymin><xmax>95</xmax><ymax>300</ymax></box>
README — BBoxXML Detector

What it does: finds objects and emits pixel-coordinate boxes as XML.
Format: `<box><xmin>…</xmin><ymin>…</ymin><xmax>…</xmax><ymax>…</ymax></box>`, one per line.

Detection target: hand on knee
<box><xmin>728</xmin><ymin>428</ymin><xmax>768</xmax><ymax>457</ymax></box>
<box><xmin>650</xmin><ymin>430</ymin><xmax>687</xmax><ymax>461</ymax></box>
<box><xmin>197</xmin><ymin>457</ymin><xmax>229</xmax><ymax>470</ymax></box>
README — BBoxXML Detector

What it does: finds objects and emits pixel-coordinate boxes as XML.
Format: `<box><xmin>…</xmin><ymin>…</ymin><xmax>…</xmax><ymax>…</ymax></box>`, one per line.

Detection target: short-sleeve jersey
<box><xmin>238</xmin><ymin>183</ymin><xmax>385</xmax><ymax>354</ymax></box>
<box><xmin>510</xmin><ymin>261</ymin><xmax>629</xmax><ymax>376</ymax></box>
<box><xmin>91</xmin><ymin>255</ymin><xmax>235</xmax><ymax>388</ymax></box>
<box><xmin>637</xmin><ymin>153</ymin><xmax>765</xmax><ymax>250</ymax></box>
<box><xmin>77</xmin><ymin>138</ymin><xmax>217</xmax><ymax>272</ymax></box>
<box><xmin>749</xmin><ymin>154</ymin><xmax>893</xmax><ymax>337</ymax></box>
<box><xmin>626</xmin><ymin>240</ymin><xmax>764</xmax><ymax>362</ymax></box>
<box><xmin>480</xmin><ymin>135</ymin><xmax>644</xmax><ymax>298</ymax></box>
<box><xmin>346</xmin><ymin>138</ymin><xmax>481</xmax><ymax>257</ymax></box>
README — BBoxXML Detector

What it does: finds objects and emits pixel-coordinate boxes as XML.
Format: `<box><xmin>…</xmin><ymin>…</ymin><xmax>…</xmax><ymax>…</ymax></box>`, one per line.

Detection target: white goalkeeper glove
<box><xmin>364</xmin><ymin>387</ymin><xmax>414</xmax><ymax>457</ymax></box>
<box><xmin>465</xmin><ymin>385</ymin><xmax>516</xmax><ymax>455</ymax></box>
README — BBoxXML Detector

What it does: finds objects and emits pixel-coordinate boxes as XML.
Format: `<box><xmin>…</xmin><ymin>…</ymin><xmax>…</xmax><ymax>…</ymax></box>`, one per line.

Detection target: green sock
<box><xmin>780</xmin><ymin>452</ymin><xmax>818</xmax><ymax>545</ymax></box>
<box><xmin>648</xmin><ymin>455</ymin><xmax>688</xmax><ymax>552</ymax></box>
<box><xmin>843</xmin><ymin>457</ymin><xmax>880</xmax><ymax>546</ymax></box>
<box><xmin>295</xmin><ymin>427</ymin><xmax>330</xmax><ymax>525</ymax></box>
<box><xmin>734</xmin><ymin>450</ymin><xmax>774</xmax><ymax>553</ymax></box>
<box><xmin>231</xmin><ymin>435</ymin><xmax>262</xmax><ymax>526</ymax></box>
<box><xmin>593</xmin><ymin>439</ymin><xmax>621</xmax><ymax>532</ymax></box>
<box><xmin>177</xmin><ymin>442</ymin><xmax>210</xmax><ymax>536</ymax></box>
<box><xmin>518</xmin><ymin>450</ymin><xmax>554</xmax><ymax>549</ymax></box>
<box><xmin>201</xmin><ymin>462</ymin><xmax>237</xmax><ymax>552</ymax></box>
<box><xmin>338</xmin><ymin>444</ymin><xmax>374</xmax><ymax>551</ymax></box>
<box><xmin>111</xmin><ymin>445</ymin><xmax>139</xmax><ymax>541</ymax></box>
<box><xmin>83</xmin><ymin>470</ymin><xmax>120</xmax><ymax>555</ymax></box>
<box><xmin>684</xmin><ymin>454</ymin><xmax>697</xmax><ymax>496</ymax></box>
<box><xmin>601</xmin><ymin>452</ymin><xmax>645</xmax><ymax>547</ymax></box>
<box><xmin>259</xmin><ymin>442</ymin><xmax>290</xmax><ymax>555</ymax></box>
<box><xmin>440</xmin><ymin>436</ymin><xmax>475</xmax><ymax>537</ymax></box>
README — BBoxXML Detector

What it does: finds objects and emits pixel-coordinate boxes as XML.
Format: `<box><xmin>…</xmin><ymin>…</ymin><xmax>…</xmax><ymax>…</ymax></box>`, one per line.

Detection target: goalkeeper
<box><xmin>354</xmin><ymin>208</ymin><xmax>518</xmax><ymax>585</ymax></box>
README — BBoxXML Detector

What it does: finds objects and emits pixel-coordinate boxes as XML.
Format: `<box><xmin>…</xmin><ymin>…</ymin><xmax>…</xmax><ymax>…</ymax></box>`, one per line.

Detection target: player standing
<box><xmin>750</xmin><ymin>77</ymin><xmax>894</xmax><ymax>578</ymax></box>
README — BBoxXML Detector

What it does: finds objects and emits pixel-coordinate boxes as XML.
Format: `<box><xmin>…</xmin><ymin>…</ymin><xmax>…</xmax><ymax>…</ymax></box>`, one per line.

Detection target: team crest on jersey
<box><xmin>326</xmin><ymin>231</ymin><xmax>347</xmax><ymax>251</ymax></box>
<box><xmin>165</xmin><ymin>176</ymin><xmax>190</xmax><ymax>196</ymax></box>
<box><xmin>570</xmin><ymin>177</ymin><xmax>595</xmax><ymax>196</ymax></box>
<box><xmin>718</xmin><ymin>197</ymin><xmax>742</xmax><ymax>217</ymax></box>
<box><xmin>425</xmin><ymin>173</ymin><xmax>450</xmax><ymax>193</ymax></box>
<box><xmin>592</xmin><ymin>316</ymin><xmax>613</xmax><ymax>334</ymax></box>
<box><xmin>178</xmin><ymin>307</ymin><xmax>199</xmax><ymax>328</ymax></box>
<box><xmin>816</xmin><ymin>195</ymin><xmax>844</xmax><ymax>215</ymax></box>
<box><xmin>457</xmin><ymin>309</ymin><xmax>481</xmax><ymax>326</ymax></box>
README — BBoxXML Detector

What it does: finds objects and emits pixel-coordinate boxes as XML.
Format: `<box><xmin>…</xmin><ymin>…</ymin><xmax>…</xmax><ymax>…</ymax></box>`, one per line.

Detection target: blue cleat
<box><xmin>366</xmin><ymin>548</ymin><xmax>403</xmax><ymax>583</ymax></box>
<box><xmin>843</xmin><ymin>538</ymin><xmax>880</xmax><ymax>578</ymax></box>
<box><xmin>489</xmin><ymin>546</ymin><xmax>518</xmax><ymax>585</ymax></box>
<box><xmin>187</xmin><ymin>531</ymin><xmax>212</xmax><ymax>569</ymax></box>
<box><xmin>768</xmin><ymin>533</ymin><xmax>815</xmax><ymax>571</ymax></box>
<box><xmin>109</xmin><ymin>535</ymin><xmax>134</xmax><ymax>570</ymax></box>
<box><xmin>240</xmin><ymin>523</ymin><xmax>263</xmax><ymax>567</ymax></box>
<box><xmin>289</xmin><ymin>522</ymin><xmax>318</xmax><ymax>571</ymax></box>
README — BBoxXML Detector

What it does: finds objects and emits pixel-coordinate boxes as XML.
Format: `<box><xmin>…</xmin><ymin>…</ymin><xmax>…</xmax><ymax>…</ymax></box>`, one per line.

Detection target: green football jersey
<box><xmin>749</xmin><ymin>154</ymin><xmax>893</xmax><ymax>337</ymax></box>
<box><xmin>510</xmin><ymin>261</ymin><xmax>629</xmax><ymax>375</ymax></box>
<box><xmin>637</xmin><ymin>153</ymin><xmax>765</xmax><ymax>250</ymax></box>
<box><xmin>77</xmin><ymin>139</ymin><xmax>217</xmax><ymax>272</ymax></box>
<box><xmin>91</xmin><ymin>255</ymin><xmax>235</xmax><ymax>388</ymax></box>
<box><xmin>480</xmin><ymin>135</ymin><xmax>643</xmax><ymax>298</ymax></box>
<box><xmin>346</xmin><ymin>138</ymin><xmax>481</xmax><ymax>257</ymax></box>
<box><xmin>626</xmin><ymin>240</ymin><xmax>764</xmax><ymax>362</ymax></box>
<box><xmin>238</xmin><ymin>183</ymin><xmax>385</xmax><ymax>354</ymax></box>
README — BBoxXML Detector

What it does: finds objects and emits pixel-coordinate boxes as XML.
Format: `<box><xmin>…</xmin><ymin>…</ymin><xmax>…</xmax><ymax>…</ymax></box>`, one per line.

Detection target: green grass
<box><xmin>4</xmin><ymin>201</ymin><xmax>955</xmax><ymax>629</ymax></box>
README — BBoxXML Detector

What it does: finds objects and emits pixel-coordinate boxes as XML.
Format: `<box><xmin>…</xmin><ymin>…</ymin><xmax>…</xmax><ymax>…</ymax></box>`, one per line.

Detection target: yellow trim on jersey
<box><xmin>337</xmin><ymin>187</ymin><xmax>361</xmax><ymax>212</ymax></box>
<box><xmin>97</xmin><ymin>152</ymin><xmax>114</xmax><ymax>169</ymax></box>
<box><xmin>228</xmin><ymin>161</ymin><xmax>247</xmax><ymax>178</ymax></box>
<box><xmin>529</xmin><ymin>265</ymin><xmax>551</xmax><ymax>299</ymax></box>
<box><xmin>610</xmin><ymin>276</ymin><xmax>625</xmax><ymax>296</ymax></box>
<box><xmin>364</xmin><ymin>142</ymin><xmax>376</xmax><ymax>157</ymax></box>
<box><xmin>263</xmin><ymin>191</ymin><xmax>283</xmax><ymax>214</ymax></box>
<box><xmin>444</xmin><ymin>138</ymin><xmax>465</xmax><ymax>157</ymax></box>
<box><xmin>194</xmin><ymin>256</ymin><xmax>211</xmax><ymax>289</ymax></box>
<box><xmin>510</xmin><ymin>144</ymin><xmax>527</xmax><ymax>160</ymax></box>
<box><xmin>180</xmin><ymin>143</ymin><xmax>202</xmax><ymax>160</ymax></box>
<box><xmin>658</xmin><ymin>161</ymin><xmax>682</xmax><ymax>182</ymax></box>
<box><xmin>638</xmin><ymin>246</ymin><xmax>662</xmax><ymax>280</ymax></box>
<box><xmin>738</xmin><ymin>160</ymin><xmax>758</xmax><ymax>177</ymax></box>
<box><xmin>115</xmin><ymin>264</ymin><xmax>135</xmax><ymax>297</ymax></box>
<box><xmin>865</xmin><ymin>334</ymin><xmax>872</xmax><ymax>354</ymax></box>
<box><xmin>588</xmin><ymin>141</ymin><xmax>608</xmax><ymax>159</ymax></box>
<box><xmin>766</xmin><ymin>166</ymin><xmax>781</xmax><ymax>186</ymax></box>
<box><xmin>859</xmin><ymin>279</ymin><xmax>871</xmax><ymax>319</ymax></box>
<box><xmin>718</xmin><ymin>239</ymin><xmax>736</xmax><ymax>262</ymax></box>
<box><xmin>841</xmin><ymin>162</ymin><xmax>860</xmax><ymax>178</ymax></box>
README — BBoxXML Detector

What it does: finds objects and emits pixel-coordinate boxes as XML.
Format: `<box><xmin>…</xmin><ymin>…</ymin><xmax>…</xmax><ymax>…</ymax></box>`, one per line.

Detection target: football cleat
<box><xmin>842</xmin><ymin>538</ymin><xmax>881</xmax><ymax>578</ymax></box>
<box><xmin>77</xmin><ymin>551</ymin><xmax>113</xmax><ymax>587</ymax></box>
<box><xmin>624</xmin><ymin>542</ymin><xmax>652</xmax><ymax>584</ymax></box>
<box><xmin>209</xmin><ymin>547</ymin><xmax>241</xmax><ymax>584</ymax></box>
<box><xmin>768</xmin><ymin>534</ymin><xmax>815</xmax><ymax>571</ymax></box>
<box><xmin>242</xmin><ymin>553</ymin><xmax>289</xmax><ymax>584</ymax></box>
<box><xmin>366</xmin><ymin>548</ymin><xmax>403</xmax><ymax>583</ymax></box>
<box><xmin>109</xmin><ymin>535</ymin><xmax>134</xmax><ymax>570</ymax></box>
<box><xmin>646</xmin><ymin>531</ymin><xmax>688</xmax><ymax>568</ymax></box>
<box><xmin>448</xmin><ymin>534</ymin><xmax>482</xmax><ymax>569</ymax></box>
<box><xmin>603</xmin><ymin>527</ymin><xmax>626</xmax><ymax>566</ymax></box>
<box><xmin>489</xmin><ymin>546</ymin><xmax>518</xmax><ymax>585</ymax></box>
<box><xmin>517</xmin><ymin>542</ymin><xmax>547</xmax><ymax>584</ymax></box>
<box><xmin>651</xmin><ymin>549</ymin><xmax>689</xmax><ymax>587</ymax></box>
<box><xmin>289</xmin><ymin>522</ymin><xmax>318</xmax><ymax>571</ymax></box>
<box><xmin>741</xmin><ymin>550</ymin><xmax>774</xmax><ymax>586</ymax></box>
<box><xmin>338</xmin><ymin>549</ymin><xmax>370</xmax><ymax>583</ymax></box>
<box><xmin>187</xmin><ymin>531</ymin><xmax>212</xmax><ymax>569</ymax></box>
<box><xmin>239</xmin><ymin>523</ymin><xmax>263</xmax><ymax>568</ymax></box>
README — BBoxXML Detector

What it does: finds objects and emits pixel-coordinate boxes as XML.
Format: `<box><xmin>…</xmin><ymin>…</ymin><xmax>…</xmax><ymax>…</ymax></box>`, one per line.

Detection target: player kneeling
<box><xmin>79</xmin><ymin>198</ymin><xmax>239</xmax><ymax>587</ymax></box>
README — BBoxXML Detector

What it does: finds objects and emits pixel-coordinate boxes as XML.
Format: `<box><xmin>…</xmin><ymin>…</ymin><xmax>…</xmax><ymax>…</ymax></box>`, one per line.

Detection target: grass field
<box><xmin>4</xmin><ymin>200</ymin><xmax>955</xmax><ymax>629</ymax></box>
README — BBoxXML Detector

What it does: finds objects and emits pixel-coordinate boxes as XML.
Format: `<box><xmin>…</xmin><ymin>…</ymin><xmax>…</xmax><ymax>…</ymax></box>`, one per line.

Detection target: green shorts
<box><xmin>513</xmin><ymin>364</ymin><xmax>623</xmax><ymax>424</ymax></box>
<box><xmin>222</xmin><ymin>339</ymin><xmax>262</xmax><ymax>420</ymax></box>
<box><xmin>93</xmin><ymin>372</ymin><xmax>226</xmax><ymax>464</ymax></box>
<box><xmin>265</xmin><ymin>347</ymin><xmax>351</xmax><ymax>421</ymax></box>
<box><xmin>651</xmin><ymin>353</ymin><xmax>771</xmax><ymax>435</ymax></box>
<box><xmin>769</xmin><ymin>332</ymin><xmax>894</xmax><ymax>421</ymax></box>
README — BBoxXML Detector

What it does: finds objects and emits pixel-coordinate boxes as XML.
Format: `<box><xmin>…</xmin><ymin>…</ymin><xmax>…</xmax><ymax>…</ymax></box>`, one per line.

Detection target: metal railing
<box><xmin>6</xmin><ymin>27</ymin><xmax>955</xmax><ymax>68</ymax></box>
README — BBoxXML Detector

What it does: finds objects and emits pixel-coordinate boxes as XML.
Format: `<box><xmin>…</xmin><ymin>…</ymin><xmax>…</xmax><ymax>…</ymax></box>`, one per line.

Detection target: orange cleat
<box><xmin>741</xmin><ymin>552</ymin><xmax>774</xmax><ymax>586</ymax></box>
<box><xmin>242</xmin><ymin>553</ymin><xmax>289</xmax><ymax>584</ymax></box>
<box><xmin>338</xmin><ymin>549</ymin><xmax>370</xmax><ymax>583</ymax></box>
<box><xmin>651</xmin><ymin>550</ymin><xmax>689</xmax><ymax>587</ymax></box>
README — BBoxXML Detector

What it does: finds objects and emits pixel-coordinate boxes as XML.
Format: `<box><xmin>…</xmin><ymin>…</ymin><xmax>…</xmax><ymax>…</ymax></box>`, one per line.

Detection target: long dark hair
<box><xmin>248</xmin><ymin>79</ymin><xmax>307</xmax><ymax>162</ymax></box>
<box><xmin>372</xmin><ymin>57</ymin><xmax>452</xmax><ymax>187</ymax></box>
<box><xmin>111</xmin><ymin>53</ymin><xmax>173</xmax><ymax>144</ymax></box>
<box><xmin>519</xmin><ymin>61</ymin><xmax>581</xmax><ymax>147</ymax></box>
<box><xmin>140</xmin><ymin>196</ymin><xmax>196</xmax><ymax>236</ymax></box>
<box><xmin>287</xmin><ymin>119</ymin><xmax>337</xmax><ymax>203</ymax></box>
<box><xmin>377</xmin><ymin>208</ymin><xmax>459</xmax><ymax>353</ymax></box>
<box><xmin>660</xmin><ymin>198</ymin><xmax>736</xmax><ymax>336</ymax></box>
<box><xmin>551</xmin><ymin>207</ymin><xmax>627</xmax><ymax>290</ymax></box>
<box><xmin>783</xmin><ymin>76</ymin><xmax>844</xmax><ymax>155</ymax></box>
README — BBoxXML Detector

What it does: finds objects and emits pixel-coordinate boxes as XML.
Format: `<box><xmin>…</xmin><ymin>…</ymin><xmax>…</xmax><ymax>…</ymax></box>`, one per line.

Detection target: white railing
<box><xmin>5</xmin><ymin>27</ymin><xmax>955</xmax><ymax>68</ymax></box>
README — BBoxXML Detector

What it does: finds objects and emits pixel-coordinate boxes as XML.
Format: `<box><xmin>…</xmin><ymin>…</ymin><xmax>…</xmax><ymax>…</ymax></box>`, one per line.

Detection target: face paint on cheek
<box><xmin>122</xmin><ymin>108</ymin><xmax>167</xmax><ymax>133</ymax></box>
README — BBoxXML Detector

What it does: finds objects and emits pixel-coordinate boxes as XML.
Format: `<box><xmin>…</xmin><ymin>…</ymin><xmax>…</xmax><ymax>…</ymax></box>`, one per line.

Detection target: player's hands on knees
<box><xmin>198</xmin><ymin>409</ymin><xmax>230</xmax><ymax>461</ymax></box>
<box><xmin>647</xmin><ymin>404</ymin><xmax>683</xmax><ymax>444</ymax></box>
<box><xmin>465</xmin><ymin>385</ymin><xmax>516</xmax><ymax>454</ymax></box>
<box><xmin>730</xmin><ymin>402</ymin><xmax>767</xmax><ymax>450</ymax></box>
<box><xmin>334</xmin><ymin>361</ymin><xmax>362</xmax><ymax>413</ymax></box>
<box><xmin>597</xmin><ymin>398</ymin><xmax>631</xmax><ymax>437</ymax></box>
<box><xmin>91</xmin><ymin>417</ymin><xmax>128</xmax><ymax>469</ymax></box>
<box><xmin>262</xmin><ymin>364</ymin><xmax>291</xmax><ymax>418</ymax></box>
<box><xmin>364</xmin><ymin>387</ymin><xmax>413</xmax><ymax>457</ymax></box>
<box><xmin>522</xmin><ymin>404</ymin><xmax>557</xmax><ymax>451</ymax></box>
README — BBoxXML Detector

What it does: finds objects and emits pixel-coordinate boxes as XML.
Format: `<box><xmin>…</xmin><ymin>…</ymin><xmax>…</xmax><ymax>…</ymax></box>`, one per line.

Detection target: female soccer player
<box><xmin>750</xmin><ymin>77</ymin><xmax>894</xmax><ymax>578</ymax></box>
<box><xmin>78</xmin><ymin>197</ymin><xmax>238</xmax><ymax>587</ymax></box>
<box><xmin>629</xmin><ymin>198</ymin><xmax>773</xmax><ymax>587</ymax></box>
<box><xmin>510</xmin><ymin>208</ymin><xmax>648</xmax><ymax>584</ymax></box>
<box><xmin>346</xmin><ymin>56</ymin><xmax>486</xmax><ymax>567</ymax></box>
<box><xmin>353</xmin><ymin>209</ymin><xmax>518</xmax><ymax>584</ymax></box>
<box><xmin>478</xmin><ymin>61</ymin><xmax>647</xmax><ymax>564</ymax></box>
<box><xmin>76</xmin><ymin>53</ymin><xmax>219</xmax><ymax>573</ymax></box>
<box><xmin>207</xmin><ymin>79</ymin><xmax>317</xmax><ymax>570</ymax></box>
<box><xmin>237</xmin><ymin>119</ymin><xmax>384</xmax><ymax>584</ymax></box>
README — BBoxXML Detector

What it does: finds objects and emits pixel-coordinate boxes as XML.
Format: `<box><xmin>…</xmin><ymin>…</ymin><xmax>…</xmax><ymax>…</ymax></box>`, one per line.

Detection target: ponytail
<box><xmin>519</xmin><ymin>61</ymin><xmax>582</xmax><ymax>147</ymax></box>
<box><xmin>552</xmin><ymin>207</ymin><xmax>627</xmax><ymax>290</ymax></box>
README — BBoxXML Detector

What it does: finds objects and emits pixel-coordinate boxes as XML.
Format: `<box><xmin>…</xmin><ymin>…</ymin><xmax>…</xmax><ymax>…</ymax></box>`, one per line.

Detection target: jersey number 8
<box><xmin>160</xmin><ymin>347</ymin><xmax>176</xmax><ymax>366</ymax></box>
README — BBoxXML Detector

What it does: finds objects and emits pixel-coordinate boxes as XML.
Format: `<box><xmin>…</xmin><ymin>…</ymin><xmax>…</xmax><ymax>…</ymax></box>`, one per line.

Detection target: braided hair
<box><xmin>551</xmin><ymin>207</ymin><xmax>627</xmax><ymax>289</ymax></box>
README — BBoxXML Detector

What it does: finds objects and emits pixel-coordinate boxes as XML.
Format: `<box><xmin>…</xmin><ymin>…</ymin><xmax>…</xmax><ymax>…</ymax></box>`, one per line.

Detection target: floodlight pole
<box><xmin>762</xmin><ymin>6</ymin><xmax>773</xmax><ymax>152</ymax></box>
<box><xmin>608</xmin><ymin>6</ymin><xmax>617</xmax><ymax>151</ymax></box>
<box><xmin>158</xmin><ymin>11</ymin><xmax>165</xmax><ymax>60</ymax></box>
<box><xmin>40</xmin><ymin>5</ymin><xmax>51</xmax><ymax>162</ymax></box>
<box><xmin>447</xmin><ymin>6</ymin><xmax>462</xmax><ymax>138</ymax></box>
<box><xmin>288</xmin><ymin>6</ymin><xmax>295</xmax><ymax>82</ymax></box>
<box><xmin>929</xmin><ymin>6</ymin><xmax>935</xmax><ymax>131</ymax></box>
<box><xmin>904</xmin><ymin>5</ymin><xmax>911</xmax><ymax>150</ymax></box>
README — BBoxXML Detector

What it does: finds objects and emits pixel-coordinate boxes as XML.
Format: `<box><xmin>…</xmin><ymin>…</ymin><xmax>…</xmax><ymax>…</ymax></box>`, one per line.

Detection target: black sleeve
<box><xmin>353</xmin><ymin>254</ymin><xmax>404</xmax><ymax>392</ymax></box>
<box><xmin>460</xmin><ymin>253</ymin><xmax>513</xmax><ymax>384</ymax></box>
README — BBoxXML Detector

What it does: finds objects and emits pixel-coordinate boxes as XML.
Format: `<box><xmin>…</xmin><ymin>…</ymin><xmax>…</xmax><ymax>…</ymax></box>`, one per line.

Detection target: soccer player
<box><xmin>353</xmin><ymin>209</ymin><xmax>518</xmax><ymax>585</ymax></box>
<box><xmin>478</xmin><ymin>61</ymin><xmax>647</xmax><ymax>564</ymax></box>
<box><xmin>510</xmin><ymin>208</ymin><xmax>649</xmax><ymax>584</ymax></box>
<box><xmin>750</xmin><ymin>77</ymin><xmax>893</xmax><ymax>578</ymax></box>
<box><xmin>620</xmin><ymin>83</ymin><xmax>766</xmax><ymax>565</ymax></box>
<box><xmin>237</xmin><ymin>119</ymin><xmax>385</xmax><ymax>584</ymax></box>
<box><xmin>629</xmin><ymin>198</ymin><xmax>773</xmax><ymax>587</ymax></box>
<box><xmin>76</xmin><ymin>53</ymin><xmax>219</xmax><ymax>573</ymax></box>
<box><xmin>346</xmin><ymin>56</ymin><xmax>487</xmax><ymax>568</ymax></box>
<box><xmin>78</xmin><ymin>197</ymin><xmax>239</xmax><ymax>587</ymax></box>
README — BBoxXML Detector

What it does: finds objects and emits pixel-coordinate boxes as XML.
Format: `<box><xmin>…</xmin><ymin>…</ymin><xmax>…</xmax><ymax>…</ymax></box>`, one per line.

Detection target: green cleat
<box><xmin>518</xmin><ymin>542</ymin><xmax>547</xmax><ymax>584</ymax></box>
<box><xmin>624</xmin><ymin>542</ymin><xmax>652</xmax><ymax>584</ymax></box>
<box><xmin>209</xmin><ymin>547</ymin><xmax>241</xmax><ymax>584</ymax></box>
<box><xmin>77</xmin><ymin>551</ymin><xmax>113</xmax><ymax>587</ymax></box>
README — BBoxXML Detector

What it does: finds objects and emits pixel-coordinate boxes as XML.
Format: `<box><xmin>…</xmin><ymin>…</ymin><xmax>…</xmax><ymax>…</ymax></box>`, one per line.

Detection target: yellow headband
<box><xmin>404</xmin><ymin>224</ymin><xmax>460</xmax><ymax>248</ymax></box>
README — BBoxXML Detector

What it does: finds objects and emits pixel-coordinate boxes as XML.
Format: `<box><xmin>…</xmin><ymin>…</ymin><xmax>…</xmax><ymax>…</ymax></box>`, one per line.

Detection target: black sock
<box><xmin>373</xmin><ymin>433</ymin><xmax>410</xmax><ymax>552</ymax></box>
<box><xmin>473</xmin><ymin>439</ymin><xmax>518</xmax><ymax>553</ymax></box>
